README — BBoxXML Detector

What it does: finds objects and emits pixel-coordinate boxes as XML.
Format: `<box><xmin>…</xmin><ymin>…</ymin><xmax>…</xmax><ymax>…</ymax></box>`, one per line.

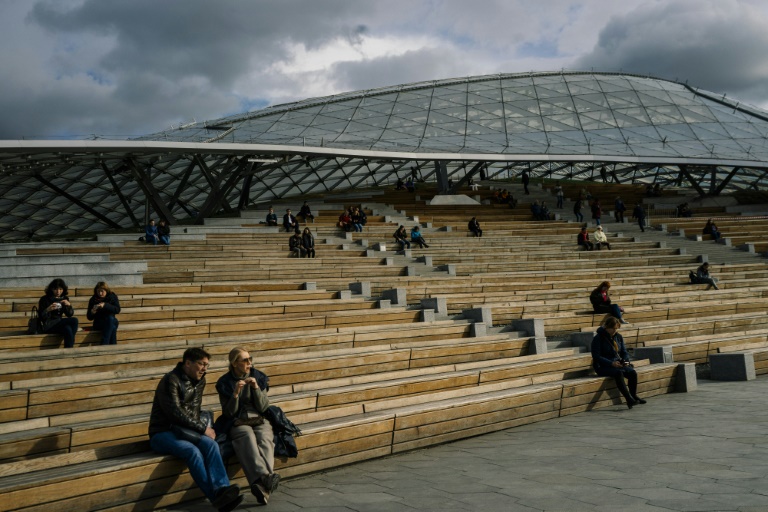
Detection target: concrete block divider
<box><xmin>381</xmin><ymin>288</ymin><xmax>406</xmax><ymax>306</ymax></box>
<box><xmin>349</xmin><ymin>282</ymin><xmax>371</xmax><ymax>298</ymax></box>
<box><xmin>420</xmin><ymin>297</ymin><xmax>447</xmax><ymax>315</ymax></box>
<box><xmin>709</xmin><ymin>353</ymin><xmax>756</xmax><ymax>381</ymax></box>
<box><xmin>675</xmin><ymin>363</ymin><xmax>697</xmax><ymax>392</ymax></box>
<box><xmin>462</xmin><ymin>306</ymin><xmax>492</xmax><ymax>327</ymax></box>
<box><xmin>634</xmin><ymin>347</ymin><xmax>673</xmax><ymax>364</ymax></box>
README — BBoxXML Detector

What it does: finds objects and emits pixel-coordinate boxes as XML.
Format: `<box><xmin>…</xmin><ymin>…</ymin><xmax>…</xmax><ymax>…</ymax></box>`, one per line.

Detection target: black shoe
<box><xmin>626</xmin><ymin>399</ymin><xmax>636</xmax><ymax>409</ymax></box>
<box><xmin>633</xmin><ymin>396</ymin><xmax>647</xmax><ymax>405</ymax></box>
<box><xmin>263</xmin><ymin>472</ymin><xmax>281</xmax><ymax>493</ymax></box>
<box><xmin>250</xmin><ymin>481</ymin><xmax>269</xmax><ymax>505</ymax></box>
<box><xmin>212</xmin><ymin>484</ymin><xmax>241</xmax><ymax>508</ymax></box>
<box><xmin>218</xmin><ymin>493</ymin><xmax>244</xmax><ymax>512</ymax></box>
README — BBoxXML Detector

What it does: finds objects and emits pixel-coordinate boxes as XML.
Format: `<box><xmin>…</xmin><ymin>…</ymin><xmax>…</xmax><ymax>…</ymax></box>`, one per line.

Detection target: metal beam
<box><xmin>34</xmin><ymin>175</ymin><xmax>123</xmax><ymax>229</ymax></box>
<box><xmin>194</xmin><ymin>156</ymin><xmax>247</xmax><ymax>223</ymax></box>
<box><xmin>714</xmin><ymin>166</ymin><xmax>741</xmax><ymax>196</ymax></box>
<box><xmin>126</xmin><ymin>158</ymin><xmax>177</xmax><ymax>224</ymax></box>
<box><xmin>102</xmin><ymin>161</ymin><xmax>140</xmax><ymax>228</ymax></box>
<box><xmin>679</xmin><ymin>165</ymin><xmax>707</xmax><ymax>197</ymax></box>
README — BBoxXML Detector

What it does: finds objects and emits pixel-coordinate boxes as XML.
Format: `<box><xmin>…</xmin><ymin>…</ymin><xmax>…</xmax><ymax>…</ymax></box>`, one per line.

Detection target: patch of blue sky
<box><xmin>240</xmin><ymin>97</ymin><xmax>270</xmax><ymax>113</ymax></box>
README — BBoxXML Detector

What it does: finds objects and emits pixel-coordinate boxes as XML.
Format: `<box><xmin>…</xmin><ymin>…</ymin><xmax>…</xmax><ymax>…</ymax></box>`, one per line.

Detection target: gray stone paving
<box><xmin>168</xmin><ymin>377</ymin><xmax>768</xmax><ymax>512</ymax></box>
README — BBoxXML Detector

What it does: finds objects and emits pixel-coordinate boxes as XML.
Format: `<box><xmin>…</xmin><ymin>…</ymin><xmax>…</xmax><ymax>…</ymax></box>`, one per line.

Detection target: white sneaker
<box><xmin>620</xmin><ymin>319</ymin><xmax>629</xmax><ymax>324</ymax></box>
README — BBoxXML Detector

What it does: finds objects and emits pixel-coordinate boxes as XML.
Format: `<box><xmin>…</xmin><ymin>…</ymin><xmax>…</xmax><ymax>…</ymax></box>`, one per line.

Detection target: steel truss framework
<box><xmin>1</xmin><ymin>71</ymin><xmax>768</xmax><ymax>241</ymax></box>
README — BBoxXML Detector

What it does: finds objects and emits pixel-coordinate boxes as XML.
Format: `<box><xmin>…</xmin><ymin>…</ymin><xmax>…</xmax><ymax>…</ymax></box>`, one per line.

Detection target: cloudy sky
<box><xmin>2</xmin><ymin>0</ymin><xmax>768</xmax><ymax>140</ymax></box>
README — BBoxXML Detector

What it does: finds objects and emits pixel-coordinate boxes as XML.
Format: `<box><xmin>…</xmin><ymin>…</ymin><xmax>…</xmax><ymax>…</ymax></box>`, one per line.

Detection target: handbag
<box><xmin>27</xmin><ymin>306</ymin><xmax>40</xmax><ymax>335</ymax></box>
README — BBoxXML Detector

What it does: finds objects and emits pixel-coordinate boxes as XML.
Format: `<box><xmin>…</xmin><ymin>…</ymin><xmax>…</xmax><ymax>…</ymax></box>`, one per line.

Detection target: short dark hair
<box><xmin>45</xmin><ymin>278</ymin><xmax>68</xmax><ymax>296</ymax></box>
<box><xmin>183</xmin><ymin>347</ymin><xmax>210</xmax><ymax>363</ymax></box>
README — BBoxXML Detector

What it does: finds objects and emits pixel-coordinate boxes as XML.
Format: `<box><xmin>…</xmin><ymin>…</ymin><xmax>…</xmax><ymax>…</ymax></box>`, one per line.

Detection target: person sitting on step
<box><xmin>593</xmin><ymin>226</ymin><xmax>611</xmax><ymax>250</ymax></box>
<box><xmin>591</xmin><ymin>315</ymin><xmax>646</xmax><ymax>409</ymax></box>
<box><xmin>692</xmin><ymin>262</ymin><xmax>719</xmax><ymax>290</ymax></box>
<box><xmin>577</xmin><ymin>226</ymin><xmax>594</xmax><ymax>251</ymax></box>
<box><xmin>393</xmin><ymin>225</ymin><xmax>411</xmax><ymax>251</ymax></box>
<box><xmin>589</xmin><ymin>281</ymin><xmax>628</xmax><ymax>324</ymax></box>
<box><xmin>410</xmin><ymin>225</ymin><xmax>429</xmax><ymax>248</ymax></box>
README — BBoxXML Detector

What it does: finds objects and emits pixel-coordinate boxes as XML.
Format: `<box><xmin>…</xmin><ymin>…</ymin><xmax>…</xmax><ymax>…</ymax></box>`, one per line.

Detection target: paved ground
<box><xmin>170</xmin><ymin>376</ymin><xmax>768</xmax><ymax>512</ymax></box>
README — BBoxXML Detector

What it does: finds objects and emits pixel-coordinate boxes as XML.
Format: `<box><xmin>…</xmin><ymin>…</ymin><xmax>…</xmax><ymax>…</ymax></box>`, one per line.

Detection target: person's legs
<box><xmin>47</xmin><ymin>317</ymin><xmax>79</xmax><ymax>348</ymax></box>
<box><xmin>638</xmin><ymin>218</ymin><xmax>645</xmax><ymax>232</ymax></box>
<box><xmin>230</xmin><ymin>424</ymin><xmax>267</xmax><ymax>488</ymax></box>
<box><xmin>160</xmin><ymin>235</ymin><xmax>170</xmax><ymax>245</ymax></box>
<box><xmin>609</xmin><ymin>304</ymin><xmax>625</xmax><ymax>321</ymax></box>
<box><xmin>625</xmin><ymin>368</ymin><xmax>638</xmax><ymax>398</ymax></box>
<box><xmin>150</xmin><ymin>431</ymin><xmax>231</xmax><ymax>502</ymax></box>
<box><xmin>597</xmin><ymin>367</ymin><xmax>635</xmax><ymax>408</ymax></box>
<box><xmin>94</xmin><ymin>316</ymin><xmax>118</xmax><ymax>345</ymax></box>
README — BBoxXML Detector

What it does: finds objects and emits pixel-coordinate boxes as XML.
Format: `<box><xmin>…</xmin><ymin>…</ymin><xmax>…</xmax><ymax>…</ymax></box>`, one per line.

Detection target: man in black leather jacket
<box><xmin>148</xmin><ymin>348</ymin><xmax>243</xmax><ymax>511</ymax></box>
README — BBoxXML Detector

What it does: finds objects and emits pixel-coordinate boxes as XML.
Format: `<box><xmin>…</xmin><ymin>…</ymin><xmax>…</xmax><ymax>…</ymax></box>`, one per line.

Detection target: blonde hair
<box><xmin>228</xmin><ymin>346</ymin><xmax>249</xmax><ymax>371</ymax></box>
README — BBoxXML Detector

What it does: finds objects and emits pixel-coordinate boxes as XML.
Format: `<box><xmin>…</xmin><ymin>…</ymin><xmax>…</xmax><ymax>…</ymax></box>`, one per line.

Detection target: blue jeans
<box><xmin>160</xmin><ymin>235</ymin><xmax>170</xmax><ymax>245</ymax></box>
<box><xmin>150</xmin><ymin>430</ymin><xmax>230</xmax><ymax>501</ymax></box>
<box><xmin>396</xmin><ymin>239</ymin><xmax>410</xmax><ymax>250</ymax></box>
<box><xmin>575</xmin><ymin>212</ymin><xmax>583</xmax><ymax>222</ymax></box>
<box><xmin>45</xmin><ymin>317</ymin><xmax>79</xmax><ymax>348</ymax></box>
<box><xmin>146</xmin><ymin>236</ymin><xmax>158</xmax><ymax>245</ymax></box>
<box><xmin>93</xmin><ymin>315</ymin><xmax>118</xmax><ymax>345</ymax></box>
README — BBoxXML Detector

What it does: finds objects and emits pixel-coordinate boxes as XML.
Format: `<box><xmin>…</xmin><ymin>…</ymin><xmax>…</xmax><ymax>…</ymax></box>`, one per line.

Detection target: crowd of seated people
<box><xmin>338</xmin><ymin>205</ymin><xmax>367</xmax><ymax>232</ymax></box>
<box><xmin>492</xmin><ymin>189</ymin><xmax>517</xmax><ymax>207</ymax></box>
<box><xmin>33</xmin><ymin>278</ymin><xmax>121</xmax><ymax>348</ymax></box>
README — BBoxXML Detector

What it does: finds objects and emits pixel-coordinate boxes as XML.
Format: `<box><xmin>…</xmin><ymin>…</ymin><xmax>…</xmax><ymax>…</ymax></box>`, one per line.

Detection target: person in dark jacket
<box><xmin>591</xmin><ymin>316</ymin><xmax>646</xmax><ymax>409</ymax></box>
<box><xmin>703</xmin><ymin>219</ymin><xmax>721</xmax><ymax>242</ymax></box>
<box><xmin>289</xmin><ymin>230</ymin><xmax>306</xmax><ymax>257</ymax></box>
<box><xmin>591</xmin><ymin>199</ymin><xmax>602</xmax><ymax>226</ymax></box>
<box><xmin>265</xmin><ymin>207</ymin><xmax>278</xmax><ymax>226</ymax></box>
<box><xmin>145</xmin><ymin>219</ymin><xmax>159</xmax><ymax>245</ymax></box>
<box><xmin>573</xmin><ymin>199</ymin><xmax>584</xmax><ymax>223</ymax></box>
<box><xmin>302</xmin><ymin>227</ymin><xmax>316</xmax><ymax>258</ymax></box>
<box><xmin>148</xmin><ymin>348</ymin><xmax>243</xmax><ymax>512</ymax></box>
<box><xmin>632</xmin><ymin>203</ymin><xmax>646</xmax><ymax>232</ymax></box>
<box><xmin>298</xmin><ymin>201</ymin><xmax>314</xmax><ymax>223</ymax></box>
<box><xmin>282</xmin><ymin>209</ymin><xmax>297</xmax><ymax>232</ymax></box>
<box><xmin>694</xmin><ymin>262</ymin><xmax>719</xmax><ymax>290</ymax></box>
<box><xmin>521</xmin><ymin>169</ymin><xmax>530</xmax><ymax>195</ymax></box>
<box><xmin>614</xmin><ymin>196</ymin><xmax>626</xmax><ymax>223</ymax></box>
<box><xmin>577</xmin><ymin>226</ymin><xmax>594</xmax><ymax>251</ymax></box>
<box><xmin>158</xmin><ymin>219</ymin><xmax>171</xmax><ymax>245</ymax></box>
<box><xmin>468</xmin><ymin>217</ymin><xmax>482</xmax><ymax>237</ymax></box>
<box><xmin>216</xmin><ymin>347</ymin><xmax>279</xmax><ymax>505</ymax></box>
<box><xmin>86</xmin><ymin>281</ymin><xmax>120</xmax><ymax>345</ymax></box>
<box><xmin>38</xmin><ymin>278</ymin><xmax>79</xmax><ymax>348</ymax></box>
<box><xmin>393</xmin><ymin>225</ymin><xmax>411</xmax><ymax>251</ymax></box>
<box><xmin>589</xmin><ymin>281</ymin><xmax>628</xmax><ymax>324</ymax></box>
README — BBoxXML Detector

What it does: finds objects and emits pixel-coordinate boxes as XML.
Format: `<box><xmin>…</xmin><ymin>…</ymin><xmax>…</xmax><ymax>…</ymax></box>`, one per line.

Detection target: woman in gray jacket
<box><xmin>216</xmin><ymin>347</ymin><xmax>279</xmax><ymax>505</ymax></box>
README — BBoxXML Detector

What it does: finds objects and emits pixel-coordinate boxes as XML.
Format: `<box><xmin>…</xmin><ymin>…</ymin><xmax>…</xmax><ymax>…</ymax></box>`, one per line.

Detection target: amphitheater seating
<box><xmin>4</xmin><ymin>180</ymin><xmax>760</xmax><ymax>510</ymax></box>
